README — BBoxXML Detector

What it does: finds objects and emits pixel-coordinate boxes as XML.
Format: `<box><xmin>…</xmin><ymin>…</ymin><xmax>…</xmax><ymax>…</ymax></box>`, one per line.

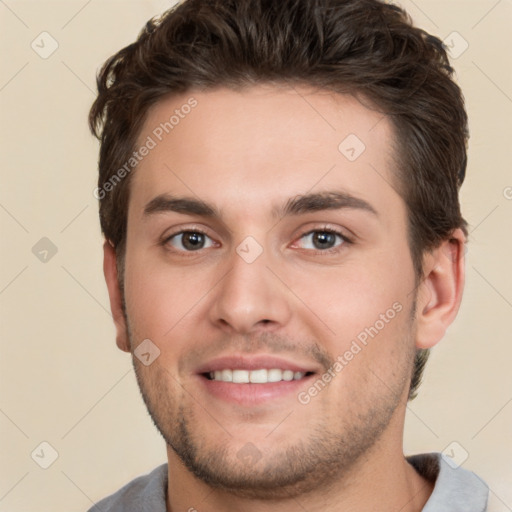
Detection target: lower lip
<box><xmin>197</xmin><ymin>374</ymin><xmax>315</xmax><ymax>406</ymax></box>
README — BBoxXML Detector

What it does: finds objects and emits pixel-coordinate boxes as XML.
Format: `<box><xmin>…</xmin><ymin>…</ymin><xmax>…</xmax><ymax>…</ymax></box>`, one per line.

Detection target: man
<box><xmin>88</xmin><ymin>0</ymin><xmax>489</xmax><ymax>510</ymax></box>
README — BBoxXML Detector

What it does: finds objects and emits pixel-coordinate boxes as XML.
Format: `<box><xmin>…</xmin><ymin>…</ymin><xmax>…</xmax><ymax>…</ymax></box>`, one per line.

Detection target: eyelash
<box><xmin>160</xmin><ymin>226</ymin><xmax>352</xmax><ymax>255</ymax></box>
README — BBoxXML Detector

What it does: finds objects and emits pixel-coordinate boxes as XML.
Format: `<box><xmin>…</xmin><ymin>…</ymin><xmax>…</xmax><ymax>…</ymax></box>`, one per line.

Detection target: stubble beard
<box><xmin>128</xmin><ymin>325</ymin><xmax>416</xmax><ymax>500</ymax></box>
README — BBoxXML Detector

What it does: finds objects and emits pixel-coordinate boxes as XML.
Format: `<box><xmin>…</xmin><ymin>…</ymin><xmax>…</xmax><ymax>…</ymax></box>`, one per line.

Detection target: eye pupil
<box><xmin>313</xmin><ymin>231</ymin><xmax>336</xmax><ymax>249</ymax></box>
<box><xmin>182</xmin><ymin>232</ymin><xmax>205</xmax><ymax>250</ymax></box>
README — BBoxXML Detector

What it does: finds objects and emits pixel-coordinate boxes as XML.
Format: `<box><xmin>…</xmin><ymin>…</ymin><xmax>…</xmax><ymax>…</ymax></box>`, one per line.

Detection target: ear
<box><xmin>415</xmin><ymin>228</ymin><xmax>466</xmax><ymax>350</ymax></box>
<box><xmin>103</xmin><ymin>241</ymin><xmax>131</xmax><ymax>352</ymax></box>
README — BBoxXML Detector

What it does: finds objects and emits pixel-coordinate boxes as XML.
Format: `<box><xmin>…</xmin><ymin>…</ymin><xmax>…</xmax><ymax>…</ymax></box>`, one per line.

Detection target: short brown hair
<box><xmin>89</xmin><ymin>0</ymin><xmax>469</xmax><ymax>400</ymax></box>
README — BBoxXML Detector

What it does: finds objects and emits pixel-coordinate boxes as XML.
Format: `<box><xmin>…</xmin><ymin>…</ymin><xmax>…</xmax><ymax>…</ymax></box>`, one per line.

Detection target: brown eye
<box><xmin>298</xmin><ymin>230</ymin><xmax>345</xmax><ymax>251</ymax></box>
<box><xmin>167</xmin><ymin>231</ymin><xmax>214</xmax><ymax>251</ymax></box>
<box><xmin>312</xmin><ymin>232</ymin><xmax>337</xmax><ymax>249</ymax></box>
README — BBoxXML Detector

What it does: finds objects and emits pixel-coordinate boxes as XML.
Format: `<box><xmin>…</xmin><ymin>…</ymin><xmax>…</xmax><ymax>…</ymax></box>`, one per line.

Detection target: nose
<box><xmin>208</xmin><ymin>242</ymin><xmax>292</xmax><ymax>335</ymax></box>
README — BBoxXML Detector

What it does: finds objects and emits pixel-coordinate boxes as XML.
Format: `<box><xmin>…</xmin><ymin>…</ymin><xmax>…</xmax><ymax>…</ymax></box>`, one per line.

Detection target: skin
<box><xmin>103</xmin><ymin>84</ymin><xmax>466</xmax><ymax>511</ymax></box>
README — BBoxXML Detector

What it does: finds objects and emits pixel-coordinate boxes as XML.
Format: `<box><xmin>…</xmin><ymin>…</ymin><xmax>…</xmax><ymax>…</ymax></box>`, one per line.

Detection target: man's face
<box><xmin>120</xmin><ymin>85</ymin><xmax>419</xmax><ymax>496</ymax></box>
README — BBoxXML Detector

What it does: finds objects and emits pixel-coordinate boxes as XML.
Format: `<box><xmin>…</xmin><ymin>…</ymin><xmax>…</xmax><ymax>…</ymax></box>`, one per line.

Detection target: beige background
<box><xmin>0</xmin><ymin>0</ymin><xmax>511</xmax><ymax>510</ymax></box>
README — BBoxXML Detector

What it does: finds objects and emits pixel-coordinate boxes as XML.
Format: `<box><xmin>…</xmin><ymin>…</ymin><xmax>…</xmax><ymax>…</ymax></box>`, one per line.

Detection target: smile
<box><xmin>206</xmin><ymin>369</ymin><xmax>310</xmax><ymax>383</ymax></box>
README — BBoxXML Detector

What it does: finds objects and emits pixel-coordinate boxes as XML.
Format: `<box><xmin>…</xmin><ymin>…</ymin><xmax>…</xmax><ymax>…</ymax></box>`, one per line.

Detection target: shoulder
<box><xmin>407</xmin><ymin>452</ymin><xmax>489</xmax><ymax>512</ymax></box>
<box><xmin>87</xmin><ymin>463</ymin><xmax>168</xmax><ymax>512</ymax></box>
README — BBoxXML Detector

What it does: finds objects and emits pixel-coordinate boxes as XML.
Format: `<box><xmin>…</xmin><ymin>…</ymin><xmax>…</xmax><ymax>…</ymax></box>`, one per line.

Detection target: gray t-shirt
<box><xmin>87</xmin><ymin>452</ymin><xmax>489</xmax><ymax>511</ymax></box>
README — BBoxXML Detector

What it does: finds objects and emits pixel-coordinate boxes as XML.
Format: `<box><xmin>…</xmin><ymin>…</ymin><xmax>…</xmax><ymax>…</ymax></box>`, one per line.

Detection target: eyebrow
<box><xmin>143</xmin><ymin>195</ymin><xmax>217</xmax><ymax>217</ymax></box>
<box><xmin>142</xmin><ymin>191</ymin><xmax>378</xmax><ymax>219</ymax></box>
<box><xmin>277</xmin><ymin>191</ymin><xmax>378</xmax><ymax>218</ymax></box>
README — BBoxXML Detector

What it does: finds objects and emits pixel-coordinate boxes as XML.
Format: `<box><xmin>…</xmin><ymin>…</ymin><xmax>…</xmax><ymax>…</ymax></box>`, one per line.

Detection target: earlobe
<box><xmin>103</xmin><ymin>241</ymin><xmax>131</xmax><ymax>353</ymax></box>
<box><xmin>415</xmin><ymin>229</ymin><xmax>466</xmax><ymax>350</ymax></box>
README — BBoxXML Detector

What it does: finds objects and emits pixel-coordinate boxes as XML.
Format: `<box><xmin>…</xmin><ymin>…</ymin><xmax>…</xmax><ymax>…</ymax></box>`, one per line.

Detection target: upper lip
<box><xmin>195</xmin><ymin>354</ymin><xmax>320</xmax><ymax>375</ymax></box>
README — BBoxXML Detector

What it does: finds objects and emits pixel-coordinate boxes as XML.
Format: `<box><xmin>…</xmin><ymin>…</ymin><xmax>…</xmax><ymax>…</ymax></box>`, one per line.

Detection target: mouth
<box><xmin>204</xmin><ymin>368</ymin><xmax>314</xmax><ymax>383</ymax></box>
<box><xmin>195</xmin><ymin>355</ymin><xmax>319</xmax><ymax>405</ymax></box>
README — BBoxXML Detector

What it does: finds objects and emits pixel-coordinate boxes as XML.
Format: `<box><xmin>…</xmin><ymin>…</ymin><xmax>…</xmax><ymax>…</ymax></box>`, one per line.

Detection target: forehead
<box><xmin>129</xmin><ymin>84</ymin><xmax>401</xmax><ymax>221</ymax></box>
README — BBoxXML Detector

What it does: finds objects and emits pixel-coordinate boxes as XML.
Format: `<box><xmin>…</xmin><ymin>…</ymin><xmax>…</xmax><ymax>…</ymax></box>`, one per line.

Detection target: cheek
<box><xmin>286</xmin><ymin>251</ymin><xmax>415</xmax><ymax>369</ymax></box>
<box><xmin>122</xmin><ymin>254</ymin><xmax>214</xmax><ymax>342</ymax></box>
<box><xmin>293</xmin><ymin>264</ymin><xmax>407</xmax><ymax>331</ymax></box>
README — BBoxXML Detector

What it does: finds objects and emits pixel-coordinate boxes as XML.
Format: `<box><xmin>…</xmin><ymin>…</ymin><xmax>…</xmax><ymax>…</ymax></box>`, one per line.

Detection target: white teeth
<box><xmin>209</xmin><ymin>369</ymin><xmax>307</xmax><ymax>383</ymax></box>
<box><xmin>249</xmin><ymin>369</ymin><xmax>268</xmax><ymax>383</ymax></box>
<box><xmin>221</xmin><ymin>369</ymin><xmax>233</xmax><ymax>382</ymax></box>
<box><xmin>232</xmin><ymin>369</ymin><xmax>250</xmax><ymax>383</ymax></box>
<box><xmin>283</xmin><ymin>370</ymin><xmax>294</xmax><ymax>381</ymax></box>
<box><xmin>267</xmin><ymin>369</ymin><xmax>282</xmax><ymax>382</ymax></box>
